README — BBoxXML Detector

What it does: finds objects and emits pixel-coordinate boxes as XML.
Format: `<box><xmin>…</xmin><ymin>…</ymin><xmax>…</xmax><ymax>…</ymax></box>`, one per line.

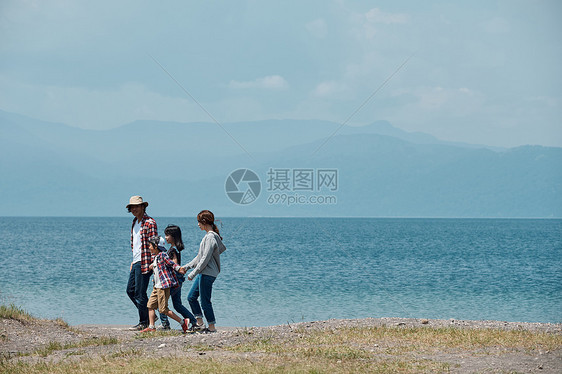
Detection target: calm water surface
<box><xmin>1</xmin><ymin>217</ymin><xmax>560</xmax><ymax>326</ymax></box>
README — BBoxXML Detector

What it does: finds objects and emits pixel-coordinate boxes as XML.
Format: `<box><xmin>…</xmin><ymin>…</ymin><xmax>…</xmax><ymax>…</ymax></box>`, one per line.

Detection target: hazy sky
<box><xmin>1</xmin><ymin>0</ymin><xmax>560</xmax><ymax>147</ymax></box>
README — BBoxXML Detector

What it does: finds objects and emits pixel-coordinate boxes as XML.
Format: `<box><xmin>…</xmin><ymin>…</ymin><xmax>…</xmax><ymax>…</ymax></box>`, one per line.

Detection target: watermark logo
<box><xmin>225</xmin><ymin>168</ymin><xmax>339</xmax><ymax>206</ymax></box>
<box><xmin>265</xmin><ymin>168</ymin><xmax>338</xmax><ymax>206</ymax></box>
<box><xmin>266</xmin><ymin>168</ymin><xmax>338</xmax><ymax>192</ymax></box>
<box><xmin>225</xmin><ymin>169</ymin><xmax>261</xmax><ymax>205</ymax></box>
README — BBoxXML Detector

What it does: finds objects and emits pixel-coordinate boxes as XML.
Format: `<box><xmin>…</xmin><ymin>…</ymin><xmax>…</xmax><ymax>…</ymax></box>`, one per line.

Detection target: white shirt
<box><xmin>132</xmin><ymin>220</ymin><xmax>142</xmax><ymax>263</ymax></box>
<box><xmin>152</xmin><ymin>257</ymin><xmax>162</xmax><ymax>289</ymax></box>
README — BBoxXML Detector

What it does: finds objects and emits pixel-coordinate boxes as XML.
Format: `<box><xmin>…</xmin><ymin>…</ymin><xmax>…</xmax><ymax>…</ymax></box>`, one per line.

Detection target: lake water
<box><xmin>1</xmin><ymin>217</ymin><xmax>560</xmax><ymax>326</ymax></box>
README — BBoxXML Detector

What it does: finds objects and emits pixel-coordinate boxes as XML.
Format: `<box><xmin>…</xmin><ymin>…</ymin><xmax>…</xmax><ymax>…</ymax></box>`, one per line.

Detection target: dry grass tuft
<box><xmin>0</xmin><ymin>304</ymin><xmax>34</xmax><ymax>322</ymax></box>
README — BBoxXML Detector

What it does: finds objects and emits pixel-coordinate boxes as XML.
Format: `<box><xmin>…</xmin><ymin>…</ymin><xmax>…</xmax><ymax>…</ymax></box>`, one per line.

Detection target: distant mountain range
<box><xmin>1</xmin><ymin>109</ymin><xmax>560</xmax><ymax>217</ymax></box>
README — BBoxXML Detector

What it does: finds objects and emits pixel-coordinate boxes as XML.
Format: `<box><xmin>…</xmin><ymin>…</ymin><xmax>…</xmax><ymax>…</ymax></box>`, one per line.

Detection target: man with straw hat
<box><xmin>125</xmin><ymin>195</ymin><xmax>158</xmax><ymax>331</ymax></box>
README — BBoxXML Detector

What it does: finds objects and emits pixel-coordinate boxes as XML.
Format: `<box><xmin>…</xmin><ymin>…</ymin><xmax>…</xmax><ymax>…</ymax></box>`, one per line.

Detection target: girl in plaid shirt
<box><xmin>141</xmin><ymin>236</ymin><xmax>191</xmax><ymax>333</ymax></box>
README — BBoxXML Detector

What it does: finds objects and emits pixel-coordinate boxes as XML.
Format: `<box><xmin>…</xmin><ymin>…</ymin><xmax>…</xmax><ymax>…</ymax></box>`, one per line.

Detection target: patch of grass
<box><xmin>2</xmin><ymin>324</ymin><xmax>559</xmax><ymax>374</ymax></box>
<box><xmin>134</xmin><ymin>329</ymin><xmax>183</xmax><ymax>339</ymax></box>
<box><xmin>0</xmin><ymin>304</ymin><xmax>34</xmax><ymax>322</ymax></box>
<box><xmin>227</xmin><ymin>324</ymin><xmax>561</xmax><ymax>368</ymax></box>
<box><xmin>229</xmin><ymin>337</ymin><xmax>372</xmax><ymax>361</ymax></box>
<box><xmin>35</xmin><ymin>341</ymin><xmax>64</xmax><ymax>357</ymax></box>
<box><xmin>0</xmin><ymin>355</ymin><xmax>451</xmax><ymax>374</ymax></box>
<box><xmin>65</xmin><ymin>350</ymin><xmax>85</xmax><ymax>357</ymax></box>
<box><xmin>302</xmin><ymin>345</ymin><xmax>372</xmax><ymax>360</ymax></box>
<box><xmin>109</xmin><ymin>348</ymin><xmax>142</xmax><ymax>358</ymax></box>
<box><xmin>186</xmin><ymin>343</ymin><xmax>216</xmax><ymax>352</ymax></box>
<box><xmin>0</xmin><ymin>303</ymin><xmax>75</xmax><ymax>330</ymax></box>
<box><xmin>53</xmin><ymin>318</ymin><xmax>69</xmax><ymax>328</ymax></box>
<box><xmin>34</xmin><ymin>337</ymin><xmax>120</xmax><ymax>357</ymax></box>
<box><xmin>307</xmin><ymin>326</ymin><xmax>562</xmax><ymax>353</ymax></box>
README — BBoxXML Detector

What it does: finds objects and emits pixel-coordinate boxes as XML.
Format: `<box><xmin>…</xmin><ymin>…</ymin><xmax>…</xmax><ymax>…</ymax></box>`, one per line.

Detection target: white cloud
<box><xmin>306</xmin><ymin>18</ymin><xmax>328</xmax><ymax>38</ymax></box>
<box><xmin>312</xmin><ymin>81</ymin><xmax>340</xmax><ymax>97</ymax></box>
<box><xmin>229</xmin><ymin>75</ymin><xmax>289</xmax><ymax>90</ymax></box>
<box><xmin>365</xmin><ymin>8</ymin><xmax>410</xmax><ymax>25</ymax></box>
<box><xmin>311</xmin><ymin>80</ymin><xmax>354</xmax><ymax>101</ymax></box>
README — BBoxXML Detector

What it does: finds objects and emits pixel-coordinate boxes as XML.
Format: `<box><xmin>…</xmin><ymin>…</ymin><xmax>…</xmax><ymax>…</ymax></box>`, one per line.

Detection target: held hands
<box><xmin>178</xmin><ymin>266</ymin><xmax>192</xmax><ymax>280</ymax></box>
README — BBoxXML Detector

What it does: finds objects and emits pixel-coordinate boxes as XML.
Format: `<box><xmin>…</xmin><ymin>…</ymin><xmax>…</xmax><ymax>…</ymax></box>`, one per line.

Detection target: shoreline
<box><xmin>73</xmin><ymin>316</ymin><xmax>562</xmax><ymax>333</ymax></box>
<box><xmin>2</xmin><ymin>317</ymin><xmax>561</xmax><ymax>373</ymax></box>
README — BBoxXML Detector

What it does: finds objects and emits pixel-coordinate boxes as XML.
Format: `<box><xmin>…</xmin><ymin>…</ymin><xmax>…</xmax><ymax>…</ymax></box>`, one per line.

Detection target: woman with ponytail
<box><xmin>180</xmin><ymin>210</ymin><xmax>226</xmax><ymax>333</ymax></box>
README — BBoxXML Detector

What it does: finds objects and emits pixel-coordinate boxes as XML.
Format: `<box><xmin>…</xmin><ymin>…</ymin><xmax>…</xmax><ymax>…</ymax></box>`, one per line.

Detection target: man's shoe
<box><xmin>140</xmin><ymin>326</ymin><xmax>156</xmax><ymax>333</ymax></box>
<box><xmin>128</xmin><ymin>323</ymin><xmax>147</xmax><ymax>331</ymax></box>
<box><xmin>157</xmin><ymin>324</ymin><xmax>171</xmax><ymax>330</ymax></box>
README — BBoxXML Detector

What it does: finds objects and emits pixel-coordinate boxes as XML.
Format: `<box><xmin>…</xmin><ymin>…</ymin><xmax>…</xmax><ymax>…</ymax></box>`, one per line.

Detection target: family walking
<box><xmin>125</xmin><ymin>195</ymin><xmax>226</xmax><ymax>333</ymax></box>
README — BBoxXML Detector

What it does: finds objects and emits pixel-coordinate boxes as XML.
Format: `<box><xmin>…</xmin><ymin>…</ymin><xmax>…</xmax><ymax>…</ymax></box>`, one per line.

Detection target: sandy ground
<box><xmin>1</xmin><ymin>317</ymin><xmax>561</xmax><ymax>373</ymax></box>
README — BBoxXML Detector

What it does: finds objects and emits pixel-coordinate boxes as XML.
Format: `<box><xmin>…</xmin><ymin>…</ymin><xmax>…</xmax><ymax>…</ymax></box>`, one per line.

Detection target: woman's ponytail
<box><xmin>197</xmin><ymin>210</ymin><xmax>223</xmax><ymax>240</ymax></box>
<box><xmin>212</xmin><ymin>223</ymin><xmax>222</xmax><ymax>240</ymax></box>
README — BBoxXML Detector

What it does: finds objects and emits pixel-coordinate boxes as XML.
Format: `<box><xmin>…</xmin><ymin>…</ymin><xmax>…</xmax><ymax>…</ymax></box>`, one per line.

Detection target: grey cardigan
<box><xmin>184</xmin><ymin>231</ymin><xmax>226</xmax><ymax>279</ymax></box>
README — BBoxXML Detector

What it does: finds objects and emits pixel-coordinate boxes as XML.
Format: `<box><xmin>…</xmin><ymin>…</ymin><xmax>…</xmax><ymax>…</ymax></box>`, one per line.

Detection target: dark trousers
<box><xmin>126</xmin><ymin>262</ymin><xmax>152</xmax><ymax>325</ymax></box>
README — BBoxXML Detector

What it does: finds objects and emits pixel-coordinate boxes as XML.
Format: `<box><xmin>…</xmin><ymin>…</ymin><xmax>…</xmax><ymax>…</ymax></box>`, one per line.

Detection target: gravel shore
<box><xmin>1</xmin><ymin>317</ymin><xmax>561</xmax><ymax>373</ymax></box>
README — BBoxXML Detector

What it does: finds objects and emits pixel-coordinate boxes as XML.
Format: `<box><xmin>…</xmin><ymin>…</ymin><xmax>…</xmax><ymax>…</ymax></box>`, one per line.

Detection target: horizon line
<box><xmin>1</xmin><ymin>215</ymin><xmax>560</xmax><ymax>220</ymax></box>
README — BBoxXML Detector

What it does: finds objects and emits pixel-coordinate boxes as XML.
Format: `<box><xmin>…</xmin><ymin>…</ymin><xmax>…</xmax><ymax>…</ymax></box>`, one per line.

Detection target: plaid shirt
<box><xmin>153</xmin><ymin>251</ymin><xmax>182</xmax><ymax>289</ymax></box>
<box><xmin>130</xmin><ymin>214</ymin><xmax>158</xmax><ymax>274</ymax></box>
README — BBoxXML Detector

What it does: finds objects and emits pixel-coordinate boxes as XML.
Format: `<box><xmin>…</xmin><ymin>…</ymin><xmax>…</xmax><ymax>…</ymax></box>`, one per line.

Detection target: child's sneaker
<box><xmin>181</xmin><ymin>318</ymin><xmax>189</xmax><ymax>333</ymax></box>
<box><xmin>140</xmin><ymin>326</ymin><xmax>156</xmax><ymax>333</ymax></box>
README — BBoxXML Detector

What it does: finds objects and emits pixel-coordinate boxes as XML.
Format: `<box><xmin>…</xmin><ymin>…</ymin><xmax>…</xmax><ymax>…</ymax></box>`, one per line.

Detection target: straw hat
<box><xmin>126</xmin><ymin>195</ymin><xmax>149</xmax><ymax>209</ymax></box>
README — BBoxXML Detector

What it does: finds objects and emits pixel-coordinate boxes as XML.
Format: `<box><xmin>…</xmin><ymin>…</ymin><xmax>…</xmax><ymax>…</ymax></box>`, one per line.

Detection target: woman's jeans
<box><xmin>159</xmin><ymin>280</ymin><xmax>197</xmax><ymax>327</ymax></box>
<box><xmin>188</xmin><ymin>274</ymin><xmax>217</xmax><ymax>325</ymax></box>
<box><xmin>126</xmin><ymin>262</ymin><xmax>151</xmax><ymax>325</ymax></box>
